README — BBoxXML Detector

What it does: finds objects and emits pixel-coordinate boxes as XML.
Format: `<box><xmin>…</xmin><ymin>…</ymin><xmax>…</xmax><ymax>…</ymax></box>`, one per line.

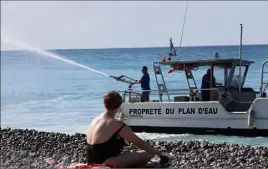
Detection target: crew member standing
<box><xmin>201</xmin><ymin>68</ymin><xmax>216</xmax><ymax>101</ymax></box>
<box><xmin>136</xmin><ymin>66</ymin><xmax>150</xmax><ymax>102</ymax></box>
<box><xmin>168</xmin><ymin>38</ymin><xmax>177</xmax><ymax>61</ymax></box>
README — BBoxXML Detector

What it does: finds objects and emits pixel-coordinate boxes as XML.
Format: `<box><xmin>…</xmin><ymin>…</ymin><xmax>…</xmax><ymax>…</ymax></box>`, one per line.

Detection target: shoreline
<box><xmin>2</xmin><ymin>126</ymin><xmax>268</xmax><ymax>147</ymax></box>
<box><xmin>1</xmin><ymin>127</ymin><xmax>268</xmax><ymax>168</ymax></box>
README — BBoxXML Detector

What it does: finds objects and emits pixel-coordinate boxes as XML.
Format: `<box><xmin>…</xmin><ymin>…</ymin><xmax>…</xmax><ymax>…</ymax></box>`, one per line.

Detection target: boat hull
<box><xmin>119</xmin><ymin>98</ymin><xmax>268</xmax><ymax>137</ymax></box>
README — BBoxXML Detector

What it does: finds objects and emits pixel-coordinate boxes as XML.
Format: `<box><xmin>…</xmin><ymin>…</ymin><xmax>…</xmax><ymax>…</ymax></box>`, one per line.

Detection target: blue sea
<box><xmin>1</xmin><ymin>45</ymin><xmax>268</xmax><ymax>147</ymax></box>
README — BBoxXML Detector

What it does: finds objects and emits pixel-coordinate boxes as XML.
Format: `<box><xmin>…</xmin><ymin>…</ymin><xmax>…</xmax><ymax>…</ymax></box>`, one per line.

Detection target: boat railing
<box><xmin>260</xmin><ymin>60</ymin><xmax>268</xmax><ymax>97</ymax></box>
<box><xmin>118</xmin><ymin>88</ymin><xmax>222</xmax><ymax>103</ymax></box>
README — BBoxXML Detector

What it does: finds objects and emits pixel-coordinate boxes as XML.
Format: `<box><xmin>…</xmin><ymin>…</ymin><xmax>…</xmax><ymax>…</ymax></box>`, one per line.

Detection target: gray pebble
<box><xmin>1</xmin><ymin>127</ymin><xmax>267</xmax><ymax>168</ymax></box>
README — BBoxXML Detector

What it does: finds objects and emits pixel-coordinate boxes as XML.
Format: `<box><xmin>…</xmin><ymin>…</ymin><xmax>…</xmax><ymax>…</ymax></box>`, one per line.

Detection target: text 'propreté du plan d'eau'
<box><xmin>129</xmin><ymin>108</ymin><xmax>218</xmax><ymax>116</ymax></box>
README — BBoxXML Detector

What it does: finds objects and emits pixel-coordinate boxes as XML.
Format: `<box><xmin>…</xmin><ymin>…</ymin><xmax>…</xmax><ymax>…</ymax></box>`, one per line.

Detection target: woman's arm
<box><xmin>118</xmin><ymin>124</ymin><xmax>163</xmax><ymax>156</ymax></box>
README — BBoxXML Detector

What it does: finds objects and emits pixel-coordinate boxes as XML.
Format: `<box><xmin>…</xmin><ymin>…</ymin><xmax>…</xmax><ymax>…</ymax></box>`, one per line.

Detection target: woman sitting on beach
<box><xmin>86</xmin><ymin>90</ymin><xmax>169</xmax><ymax>168</ymax></box>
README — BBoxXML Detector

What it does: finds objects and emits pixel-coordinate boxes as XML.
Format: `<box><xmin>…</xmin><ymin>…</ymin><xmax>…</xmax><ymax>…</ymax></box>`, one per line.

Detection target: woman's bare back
<box><xmin>87</xmin><ymin>113</ymin><xmax>124</xmax><ymax>145</ymax></box>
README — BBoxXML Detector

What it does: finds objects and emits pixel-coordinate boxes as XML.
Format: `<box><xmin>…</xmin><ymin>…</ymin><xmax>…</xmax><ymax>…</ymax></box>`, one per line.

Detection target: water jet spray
<box><xmin>1</xmin><ymin>36</ymin><xmax>136</xmax><ymax>86</ymax></box>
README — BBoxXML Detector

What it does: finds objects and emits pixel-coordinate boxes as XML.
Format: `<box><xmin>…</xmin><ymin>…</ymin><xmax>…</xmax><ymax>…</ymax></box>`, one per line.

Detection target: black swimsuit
<box><xmin>86</xmin><ymin>123</ymin><xmax>126</xmax><ymax>164</ymax></box>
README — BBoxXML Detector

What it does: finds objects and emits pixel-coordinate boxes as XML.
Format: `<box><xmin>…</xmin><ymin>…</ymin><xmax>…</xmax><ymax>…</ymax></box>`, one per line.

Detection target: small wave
<box><xmin>135</xmin><ymin>132</ymin><xmax>268</xmax><ymax>147</ymax></box>
<box><xmin>37</xmin><ymin>124</ymin><xmax>89</xmax><ymax>135</ymax></box>
<box><xmin>136</xmin><ymin>132</ymin><xmax>190</xmax><ymax>140</ymax></box>
<box><xmin>3</xmin><ymin>94</ymin><xmax>83</xmax><ymax>108</ymax></box>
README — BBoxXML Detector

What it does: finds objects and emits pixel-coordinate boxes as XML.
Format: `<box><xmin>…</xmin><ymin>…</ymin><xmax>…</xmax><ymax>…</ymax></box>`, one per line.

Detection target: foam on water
<box><xmin>136</xmin><ymin>133</ymin><xmax>268</xmax><ymax>147</ymax></box>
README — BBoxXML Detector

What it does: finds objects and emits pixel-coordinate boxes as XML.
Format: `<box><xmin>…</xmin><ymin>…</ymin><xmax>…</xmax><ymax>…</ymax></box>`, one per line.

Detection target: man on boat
<box><xmin>201</xmin><ymin>68</ymin><xmax>216</xmax><ymax>101</ymax></box>
<box><xmin>168</xmin><ymin>38</ymin><xmax>177</xmax><ymax>61</ymax></box>
<box><xmin>215</xmin><ymin>52</ymin><xmax>219</xmax><ymax>59</ymax></box>
<box><xmin>136</xmin><ymin>66</ymin><xmax>151</xmax><ymax>102</ymax></box>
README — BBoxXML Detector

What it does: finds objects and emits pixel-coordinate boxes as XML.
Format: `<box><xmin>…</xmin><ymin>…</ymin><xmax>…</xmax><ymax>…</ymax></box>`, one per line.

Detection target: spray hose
<box><xmin>109</xmin><ymin>75</ymin><xmax>138</xmax><ymax>88</ymax></box>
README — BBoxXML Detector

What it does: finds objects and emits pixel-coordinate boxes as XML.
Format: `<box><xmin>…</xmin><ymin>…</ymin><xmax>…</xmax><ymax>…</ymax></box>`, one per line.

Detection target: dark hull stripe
<box><xmin>130</xmin><ymin>126</ymin><xmax>268</xmax><ymax>137</ymax></box>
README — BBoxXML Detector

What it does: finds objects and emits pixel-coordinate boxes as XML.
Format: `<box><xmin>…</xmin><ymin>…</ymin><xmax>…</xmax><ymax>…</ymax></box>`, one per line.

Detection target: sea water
<box><xmin>1</xmin><ymin>45</ymin><xmax>268</xmax><ymax>147</ymax></box>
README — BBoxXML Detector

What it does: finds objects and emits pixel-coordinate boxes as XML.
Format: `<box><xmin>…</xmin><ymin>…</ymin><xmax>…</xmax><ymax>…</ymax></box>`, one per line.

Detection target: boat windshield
<box><xmin>230</xmin><ymin>65</ymin><xmax>247</xmax><ymax>89</ymax></box>
<box><xmin>212</xmin><ymin>64</ymin><xmax>231</xmax><ymax>87</ymax></box>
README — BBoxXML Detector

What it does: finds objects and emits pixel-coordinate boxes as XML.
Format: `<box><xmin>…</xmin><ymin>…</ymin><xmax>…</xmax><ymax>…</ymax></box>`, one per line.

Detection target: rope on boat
<box><xmin>229</xmin><ymin>98</ymin><xmax>254</xmax><ymax>104</ymax></box>
<box><xmin>220</xmin><ymin>91</ymin><xmax>254</xmax><ymax>104</ymax></box>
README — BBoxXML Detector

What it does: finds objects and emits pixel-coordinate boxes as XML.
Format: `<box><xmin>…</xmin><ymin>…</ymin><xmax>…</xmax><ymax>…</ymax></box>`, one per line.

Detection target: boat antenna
<box><xmin>177</xmin><ymin>0</ymin><xmax>189</xmax><ymax>60</ymax></box>
<box><xmin>239</xmin><ymin>24</ymin><xmax>243</xmax><ymax>92</ymax></box>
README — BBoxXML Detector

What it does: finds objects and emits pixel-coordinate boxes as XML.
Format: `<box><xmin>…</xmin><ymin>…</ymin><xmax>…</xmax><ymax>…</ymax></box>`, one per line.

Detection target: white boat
<box><xmin>112</xmin><ymin>24</ymin><xmax>268</xmax><ymax>137</ymax></box>
<box><xmin>114</xmin><ymin>57</ymin><xmax>268</xmax><ymax>137</ymax></box>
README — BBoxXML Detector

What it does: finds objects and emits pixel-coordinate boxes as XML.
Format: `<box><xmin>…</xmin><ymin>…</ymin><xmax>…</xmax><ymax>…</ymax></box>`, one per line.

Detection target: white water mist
<box><xmin>1</xmin><ymin>36</ymin><xmax>110</xmax><ymax>77</ymax></box>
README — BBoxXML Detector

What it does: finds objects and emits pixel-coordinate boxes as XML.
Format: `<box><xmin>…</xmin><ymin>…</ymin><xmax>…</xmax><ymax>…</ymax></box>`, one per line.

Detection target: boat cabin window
<box><xmin>212</xmin><ymin>65</ymin><xmax>229</xmax><ymax>87</ymax></box>
<box><xmin>231</xmin><ymin>65</ymin><xmax>246</xmax><ymax>89</ymax></box>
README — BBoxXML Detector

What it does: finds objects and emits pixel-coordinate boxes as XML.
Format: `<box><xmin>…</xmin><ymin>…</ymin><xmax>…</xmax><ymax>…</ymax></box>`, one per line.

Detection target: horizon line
<box><xmin>1</xmin><ymin>43</ymin><xmax>268</xmax><ymax>52</ymax></box>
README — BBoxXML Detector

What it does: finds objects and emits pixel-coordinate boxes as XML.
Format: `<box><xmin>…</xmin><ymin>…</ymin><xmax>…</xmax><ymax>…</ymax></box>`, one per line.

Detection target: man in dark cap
<box><xmin>136</xmin><ymin>66</ymin><xmax>151</xmax><ymax>102</ymax></box>
<box><xmin>201</xmin><ymin>68</ymin><xmax>220</xmax><ymax>101</ymax></box>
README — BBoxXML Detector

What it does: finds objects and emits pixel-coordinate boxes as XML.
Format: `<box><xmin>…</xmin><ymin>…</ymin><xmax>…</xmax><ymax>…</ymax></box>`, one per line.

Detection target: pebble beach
<box><xmin>1</xmin><ymin>127</ymin><xmax>268</xmax><ymax>169</ymax></box>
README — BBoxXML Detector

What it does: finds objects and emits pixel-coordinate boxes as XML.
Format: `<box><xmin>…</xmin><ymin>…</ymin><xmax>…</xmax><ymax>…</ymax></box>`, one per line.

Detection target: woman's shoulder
<box><xmin>90</xmin><ymin>114</ymin><xmax>126</xmax><ymax>132</ymax></box>
<box><xmin>109</xmin><ymin>118</ymin><xmax>125</xmax><ymax>128</ymax></box>
<box><xmin>90</xmin><ymin>115</ymin><xmax>102</xmax><ymax>126</ymax></box>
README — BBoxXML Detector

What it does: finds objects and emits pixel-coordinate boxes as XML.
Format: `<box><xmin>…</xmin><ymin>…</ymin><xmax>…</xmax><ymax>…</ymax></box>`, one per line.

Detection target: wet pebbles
<box><xmin>1</xmin><ymin>127</ymin><xmax>268</xmax><ymax>168</ymax></box>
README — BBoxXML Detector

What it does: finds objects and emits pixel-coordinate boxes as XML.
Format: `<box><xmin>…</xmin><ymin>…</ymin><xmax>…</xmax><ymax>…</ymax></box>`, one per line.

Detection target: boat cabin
<box><xmin>118</xmin><ymin>58</ymin><xmax>267</xmax><ymax>113</ymax></box>
<box><xmin>154</xmin><ymin>58</ymin><xmax>256</xmax><ymax>112</ymax></box>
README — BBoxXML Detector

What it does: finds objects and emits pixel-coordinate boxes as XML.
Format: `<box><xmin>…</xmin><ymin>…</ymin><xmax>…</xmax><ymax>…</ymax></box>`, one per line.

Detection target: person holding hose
<box><xmin>135</xmin><ymin>66</ymin><xmax>151</xmax><ymax>102</ymax></box>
